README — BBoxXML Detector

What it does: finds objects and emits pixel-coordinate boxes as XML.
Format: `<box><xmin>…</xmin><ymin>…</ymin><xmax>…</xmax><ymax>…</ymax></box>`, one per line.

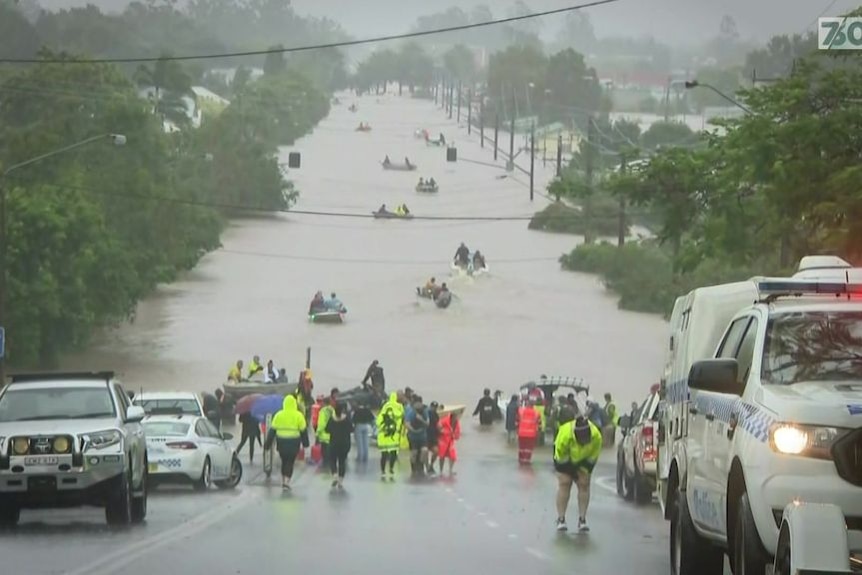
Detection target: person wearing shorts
<box><xmin>553</xmin><ymin>416</ymin><xmax>602</xmax><ymax>532</ymax></box>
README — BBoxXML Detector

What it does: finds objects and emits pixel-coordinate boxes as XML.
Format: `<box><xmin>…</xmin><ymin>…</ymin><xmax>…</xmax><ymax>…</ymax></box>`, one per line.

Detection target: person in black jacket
<box><xmin>237</xmin><ymin>412</ymin><xmax>262</xmax><ymax>464</ymax></box>
<box><xmin>473</xmin><ymin>388</ymin><xmax>496</xmax><ymax>427</ymax></box>
<box><xmin>361</xmin><ymin>360</ymin><xmax>385</xmax><ymax>393</ymax></box>
<box><xmin>352</xmin><ymin>401</ymin><xmax>374</xmax><ymax>463</ymax></box>
<box><xmin>426</xmin><ymin>402</ymin><xmax>441</xmax><ymax>475</ymax></box>
<box><xmin>505</xmin><ymin>394</ymin><xmax>519</xmax><ymax>444</ymax></box>
<box><xmin>326</xmin><ymin>402</ymin><xmax>354</xmax><ymax>489</ymax></box>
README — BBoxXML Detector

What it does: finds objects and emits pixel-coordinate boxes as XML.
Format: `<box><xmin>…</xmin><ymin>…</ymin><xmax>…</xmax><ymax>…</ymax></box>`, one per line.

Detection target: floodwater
<box><xmin>60</xmin><ymin>93</ymin><xmax>667</xmax><ymax>407</ymax></box>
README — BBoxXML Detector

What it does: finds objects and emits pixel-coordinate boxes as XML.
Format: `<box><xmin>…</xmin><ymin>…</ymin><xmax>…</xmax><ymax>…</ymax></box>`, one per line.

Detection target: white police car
<box><xmin>143</xmin><ymin>415</ymin><xmax>241</xmax><ymax>490</ymax></box>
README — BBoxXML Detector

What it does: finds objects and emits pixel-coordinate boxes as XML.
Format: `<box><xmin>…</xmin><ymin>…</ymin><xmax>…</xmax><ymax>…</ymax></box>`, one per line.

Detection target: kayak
<box><xmin>383</xmin><ymin>162</ymin><xmax>417</xmax><ymax>171</ymax></box>
<box><xmin>426</xmin><ymin>138</ymin><xmax>446</xmax><ymax>147</ymax></box>
<box><xmin>416</xmin><ymin>286</ymin><xmax>435</xmax><ymax>299</ymax></box>
<box><xmin>415</xmin><ymin>183</ymin><xmax>439</xmax><ymax>193</ymax></box>
<box><xmin>222</xmin><ymin>381</ymin><xmax>298</xmax><ymax>401</ymax></box>
<box><xmin>373</xmin><ymin>210</ymin><xmax>413</xmax><ymax>220</ymax></box>
<box><xmin>309</xmin><ymin>309</ymin><xmax>346</xmax><ymax>324</ymax></box>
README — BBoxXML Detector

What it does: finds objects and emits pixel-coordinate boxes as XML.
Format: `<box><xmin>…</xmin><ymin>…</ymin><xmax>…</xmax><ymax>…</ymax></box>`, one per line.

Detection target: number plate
<box><xmin>24</xmin><ymin>456</ymin><xmax>58</xmax><ymax>466</ymax></box>
<box><xmin>148</xmin><ymin>462</ymin><xmax>159</xmax><ymax>472</ymax></box>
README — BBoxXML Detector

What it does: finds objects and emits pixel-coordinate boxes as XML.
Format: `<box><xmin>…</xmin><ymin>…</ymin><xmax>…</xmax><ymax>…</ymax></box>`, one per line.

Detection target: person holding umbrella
<box><xmin>237</xmin><ymin>411</ymin><xmax>262</xmax><ymax>464</ymax></box>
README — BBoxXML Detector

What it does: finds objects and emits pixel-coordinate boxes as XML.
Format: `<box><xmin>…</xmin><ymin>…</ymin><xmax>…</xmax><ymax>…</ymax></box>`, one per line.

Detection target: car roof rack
<box><xmin>10</xmin><ymin>371</ymin><xmax>114</xmax><ymax>384</ymax></box>
<box><xmin>756</xmin><ymin>278</ymin><xmax>862</xmax><ymax>304</ymax></box>
<box><xmin>521</xmin><ymin>376</ymin><xmax>589</xmax><ymax>393</ymax></box>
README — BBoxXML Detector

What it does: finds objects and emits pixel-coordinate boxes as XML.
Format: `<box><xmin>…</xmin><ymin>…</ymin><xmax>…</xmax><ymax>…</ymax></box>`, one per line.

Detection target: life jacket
<box><xmin>518</xmin><ymin>407</ymin><xmax>539</xmax><ymax>438</ymax></box>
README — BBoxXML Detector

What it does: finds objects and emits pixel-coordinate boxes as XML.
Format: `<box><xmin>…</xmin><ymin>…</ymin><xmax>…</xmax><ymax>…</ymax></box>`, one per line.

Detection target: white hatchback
<box><xmin>143</xmin><ymin>415</ymin><xmax>241</xmax><ymax>490</ymax></box>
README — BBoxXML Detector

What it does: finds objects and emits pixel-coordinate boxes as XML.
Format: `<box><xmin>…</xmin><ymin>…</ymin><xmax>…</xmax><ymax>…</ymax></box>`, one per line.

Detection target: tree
<box><xmin>689</xmin><ymin>66</ymin><xmax>743</xmax><ymax>112</ymax></box>
<box><xmin>0</xmin><ymin>0</ymin><xmax>40</xmax><ymax>59</ymax></box>
<box><xmin>555</xmin><ymin>11</ymin><xmax>596</xmax><ymax>55</ymax></box>
<box><xmin>134</xmin><ymin>56</ymin><xmax>195</xmax><ymax>127</ymax></box>
<box><xmin>487</xmin><ymin>44</ymin><xmax>547</xmax><ymax>118</ymax></box>
<box><xmin>443</xmin><ymin>44</ymin><xmax>478</xmax><ymax>86</ymax></box>
<box><xmin>396</xmin><ymin>42</ymin><xmax>435</xmax><ymax>93</ymax></box>
<box><xmin>642</xmin><ymin>121</ymin><xmax>697</xmax><ymax>151</ymax></box>
<box><xmin>263</xmin><ymin>46</ymin><xmax>287</xmax><ymax>76</ymax></box>
<box><xmin>744</xmin><ymin>33</ymin><xmax>816</xmax><ymax>80</ymax></box>
<box><xmin>543</xmin><ymin>49</ymin><xmax>601</xmax><ymax>123</ymax></box>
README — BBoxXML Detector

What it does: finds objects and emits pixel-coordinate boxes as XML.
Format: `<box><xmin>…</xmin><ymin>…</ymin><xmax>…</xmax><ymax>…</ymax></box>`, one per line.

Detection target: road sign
<box><xmin>0</xmin><ymin>327</ymin><xmax>5</xmax><ymax>359</ymax></box>
<box><xmin>819</xmin><ymin>17</ymin><xmax>862</xmax><ymax>50</ymax></box>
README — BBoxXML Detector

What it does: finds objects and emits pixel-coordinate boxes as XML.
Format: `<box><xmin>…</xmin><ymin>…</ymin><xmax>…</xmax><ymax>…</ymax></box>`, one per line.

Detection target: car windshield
<box><xmin>761</xmin><ymin>311</ymin><xmax>862</xmax><ymax>384</ymax></box>
<box><xmin>0</xmin><ymin>387</ymin><xmax>116</xmax><ymax>422</ymax></box>
<box><xmin>136</xmin><ymin>398</ymin><xmax>201</xmax><ymax>416</ymax></box>
<box><xmin>143</xmin><ymin>421</ymin><xmax>191</xmax><ymax>437</ymax></box>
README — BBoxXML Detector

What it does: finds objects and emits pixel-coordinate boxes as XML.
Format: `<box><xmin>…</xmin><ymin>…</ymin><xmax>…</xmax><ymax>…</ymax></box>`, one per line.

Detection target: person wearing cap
<box><xmin>472</xmin><ymin>388</ymin><xmax>496</xmax><ymax>426</ymax></box>
<box><xmin>553</xmin><ymin>415</ymin><xmax>603</xmax><ymax>532</ymax></box>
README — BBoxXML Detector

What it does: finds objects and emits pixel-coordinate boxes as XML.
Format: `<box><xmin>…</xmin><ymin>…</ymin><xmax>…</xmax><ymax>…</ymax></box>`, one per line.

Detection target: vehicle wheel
<box><xmin>670</xmin><ymin>491</ymin><xmax>723</xmax><ymax>575</ymax></box>
<box><xmin>215</xmin><ymin>456</ymin><xmax>243</xmax><ymax>490</ymax></box>
<box><xmin>773</xmin><ymin>524</ymin><xmax>791</xmax><ymax>575</ymax></box>
<box><xmin>131</xmin><ymin>464</ymin><xmax>148</xmax><ymax>523</ymax></box>
<box><xmin>0</xmin><ymin>505</ymin><xmax>20</xmax><ymax>528</ymax></box>
<box><xmin>733</xmin><ymin>492</ymin><xmax>770</xmax><ymax>575</ymax></box>
<box><xmin>194</xmin><ymin>457</ymin><xmax>212</xmax><ymax>492</ymax></box>
<box><xmin>622</xmin><ymin>464</ymin><xmax>634</xmax><ymax>501</ymax></box>
<box><xmin>106</xmin><ymin>470</ymin><xmax>133</xmax><ymax>526</ymax></box>
<box><xmin>634</xmin><ymin>469</ymin><xmax>653</xmax><ymax>505</ymax></box>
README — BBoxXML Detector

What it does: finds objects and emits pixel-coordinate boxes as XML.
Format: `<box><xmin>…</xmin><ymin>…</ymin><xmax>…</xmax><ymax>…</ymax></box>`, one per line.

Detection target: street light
<box><xmin>684</xmin><ymin>80</ymin><xmax>754</xmax><ymax>115</ymax></box>
<box><xmin>0</xmin><ymin>133</ymin><xmax>127</xmax><ymax>385</ymax></box>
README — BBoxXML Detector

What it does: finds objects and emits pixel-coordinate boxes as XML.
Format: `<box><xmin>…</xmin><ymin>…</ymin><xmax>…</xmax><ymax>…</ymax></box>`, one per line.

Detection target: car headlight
<box><xmin>52</xmin><ymin>436</ymin><xmax>71</xmax><ymax>454</ymax></box>
<box><xmin>12</xmin><ymin>437</ymin><xmax>29</xmax><ymax>455</ymax></box>
<box><xmin>769</xmin><ymin>423</ymin><xmax>847</xmax><ymax>460</ymax></box>
<box><xmin>82</xmin><ymin>430</ymin><xmax>123</xmax><ymax>451</ymax></box>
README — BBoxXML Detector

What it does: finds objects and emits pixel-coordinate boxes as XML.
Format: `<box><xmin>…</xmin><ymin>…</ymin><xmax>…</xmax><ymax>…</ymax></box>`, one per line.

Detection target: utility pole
<box><xmin>479</xmin><ymin>97</ymin><xmax>485</xmax><ymax>148</ymax></box>
<box><xmin>493</xmin><ymin>112</ymin><xmax>499</xmax><ymax>161</ymax></box>
<box><xmin>618</xmin><ymin>154</ymin><xmax>627</xmax><ymax>247</ymax></box>
<box><xmin>467</xmin><ymin>89</ymin><xmax>472</xmax><ymax>134</ymax></box>
<box><xmin>509</xmin><ymin>87</ymin><xmax>516</xmax><ymax>171</ymax></box>
<box><xmin>529</xmin><ymin>120</ymin><xmax>535</xmax><ymax>201</ymax></box>
<box><xmin>448</xmin><ymin>84</ymin><xmax>454</xmax><ymax>119</ymax></box>
<box><xmin>457</xmin><ymin>82</ymin><xmax>462</xmax><ymax>123</ymax></box>
<box><xmin>556</xmin><ymin>133</ymin><xmax>563</xmax><ymax>177</ymax></box>
<box><xmin>434</xmin><ymin>79</ymin><xmax>438</xmax><ymax>106</ymax></box>
<box><xmin>584</xmin><ymin>116</ymin><xmax>595</xmax><ymax>244</ymax></box>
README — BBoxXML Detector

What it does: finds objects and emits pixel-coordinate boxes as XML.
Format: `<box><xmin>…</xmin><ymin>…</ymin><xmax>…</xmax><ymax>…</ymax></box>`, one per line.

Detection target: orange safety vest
<box><xmin>518</xmin><ymin>407</ymin><xmax>539</xmax><ymax>438</ymax></box>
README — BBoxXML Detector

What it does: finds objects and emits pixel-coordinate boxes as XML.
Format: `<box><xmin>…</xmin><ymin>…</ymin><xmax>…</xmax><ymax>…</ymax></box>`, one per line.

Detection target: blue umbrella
<box><xmin>251</xmin><ymin>394</ymin><xmax>285</xmax><ymax>423</ymax></box>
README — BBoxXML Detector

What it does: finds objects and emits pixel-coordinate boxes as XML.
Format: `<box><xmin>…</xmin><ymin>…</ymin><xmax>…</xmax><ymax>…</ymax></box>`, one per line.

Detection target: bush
<box><xmin>529</xmin><ymin>199</ymin><xmax>624</xmax><ymax>237</ymax></box>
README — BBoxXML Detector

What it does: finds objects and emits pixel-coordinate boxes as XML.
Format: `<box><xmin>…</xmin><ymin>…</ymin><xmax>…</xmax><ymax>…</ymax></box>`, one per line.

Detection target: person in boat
<box><xmin>418</xmin><ymin>177</ymin><xmax>425</xmax><ymax>187</ymax></box>
<box><xmin>309</xmin><ymin>291</ymin><xmax>325</xmax><ymax>314</ymax></box>
<box><xmin>404</xmin><ymin>157</ymin><xmax>412</xmax><ymax>167</ymax></box>
<box><xmin>361</xmin><ymin>359</ymin><xmax>385</xmax><ymax>392</ymax></box>
<box><xmin>383</xmin><ymin>155</ymin><xmax>391</xmax><ymax>165</ymax></box>
<box><xmin>377</xmin><ymin>204</ymin><xmax>388</xmax><ymax>214</ymax></box>
<box><xmin>472</xmin><ymin>250</ymin><xmax>486</xmax><ymax>270</ymax></box>
<box><xmin>454</xmin><ymin>242</ymin><xmax>470</xmax><ymax>267</ymax></box>
<box><xmin>395</xmin><ymin>204</ymin><xmax>405</xmax><ymax>216</ymax></box>
<box><xmin>265</xmin><ymin>360</ymin><xmax>279</xmax><ymax>384</ymax></box>
<box><xmin>401</xmin><ymin>204</ymin><xmax>410</xmax><ymax>215</ymax></box>
<box><xmin>428</xmin><ymin>177</ymin><xmax>437</xmax><ymax>189</ymax></box>
<box><xmin>227</xmin><ymin>360</ymin><xmax>244</xmax><ymax>383</ymax></box>
<box><xmin>324</xmin><ymin>292</ymin><xmax>345</xmax><ymax>312</ymax></box>
<box><xmin>439</xmin><ymin>133</ymin><xmax>446</xmax><ymax>145</ymax></box>
<box><xmin>424</xmin><ymin>276</ymin><xmax>437</xmax><ymax>296</ymax></box>
<box><xmin>248</xmin><ymin>355</ymin><xmax>263</xmax><ymax>379</ymax></box>
<box><xmin>435</xmin><ymin>283</ymin><xmax>452</xmax><ymax>308</ymax></box>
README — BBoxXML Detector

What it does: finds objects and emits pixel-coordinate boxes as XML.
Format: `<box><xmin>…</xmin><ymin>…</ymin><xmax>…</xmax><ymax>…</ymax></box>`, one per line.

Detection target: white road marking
<box><xmin>595</xmin><ymin>476</ymin><xmax>618</xmax><ymax>495</ymax></box>
<box><xmin>485</xmin><ymin>520</ymin><xmax>499</xmax><ymax>529</ymax></box>
<box><xmin>65</xmin><ymin>489</ymin><xmax>261</xmax><ymax>575</ymax></box>
<box><xmin>525</xmin><ymin>547</ymin><xmax>549</xmax><ymax>561</ymax></box>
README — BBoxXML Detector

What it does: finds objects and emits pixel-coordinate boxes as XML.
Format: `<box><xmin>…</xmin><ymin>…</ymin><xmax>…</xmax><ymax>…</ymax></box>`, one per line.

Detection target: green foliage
<box><xmin>689</xmin><ymin>66</ymin><xmax>744</xmax><ymax>112</ymax></box>
<box><xmin>353</xmin><ymin>43</ymin><xmax>435</xmax><ymax>94</ymax></box>
<box><xmin>443</xmin><ymin>44</ymin><xmax>479</xmax><ymax>85</ymax></box>
<box><xmin>529</xmin><ymin>199</ymin><xmax>623</xmax><ymax>237</ymax></box>
<box><xmin>641</xmin><ymin>121</ymin><xmax>697</xmax><ymax>151</ymax></box>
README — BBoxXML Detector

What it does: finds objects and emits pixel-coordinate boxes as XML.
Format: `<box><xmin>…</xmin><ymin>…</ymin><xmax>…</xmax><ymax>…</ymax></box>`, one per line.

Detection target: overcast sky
<box><xmin>33</xmin><ymin>0</ymin><xmax>861</xmax><ymax>44</ymax></box>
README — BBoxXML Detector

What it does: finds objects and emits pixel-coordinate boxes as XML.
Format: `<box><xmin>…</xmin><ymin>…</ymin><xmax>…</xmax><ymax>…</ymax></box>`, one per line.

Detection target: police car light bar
<box><xmin>757</xmin><ymin>279</ymin><xmax>862</xmax><ymax>299</ymax></box>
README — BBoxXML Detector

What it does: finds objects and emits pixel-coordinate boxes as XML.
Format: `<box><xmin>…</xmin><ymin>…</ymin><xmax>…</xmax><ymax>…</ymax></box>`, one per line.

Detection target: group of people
<box><xmin>453</xmin><ymin>242</ymin><xmax>486</xmax><ymax>270</ymax></box>
<box><xmin>377</xmin><ymin>203</ymin><xmax>410</xmax><ymax>216</ymax></box>
<box><xmin>417</xmin><ymin>177</ymin><xmax>437</xmax><ymax>188</ymax></box>
<box><xmin>227</xmin><ymin>356</ymin><xmax>288</xmax><ymax>384</ymax></box>
<box><xmin>309</xmin><ymin>291</ymin><xmax>346</xmax><ymax>314</ymax></box>
<box><xmin>356</xmin><ymin>122</ymin><xmax>371</xmax><ymax>130</ymax></box>
<box><xmin>420</xmin><ymin>277</ymin><xmax>452</xmax><ymax>308</ymax></box>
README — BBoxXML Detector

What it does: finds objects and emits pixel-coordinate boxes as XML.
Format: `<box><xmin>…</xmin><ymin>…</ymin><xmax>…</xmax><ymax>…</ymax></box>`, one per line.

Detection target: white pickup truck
<box><xmin>657</xmin><ymin>256</ymin><xmax>862</xmax><ymax>575</ymax></box>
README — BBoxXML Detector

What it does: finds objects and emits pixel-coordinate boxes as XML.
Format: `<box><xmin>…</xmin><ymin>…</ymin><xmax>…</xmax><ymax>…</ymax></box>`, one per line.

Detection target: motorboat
<box><xmin>356</xmin><ymin>124</ymin><xmax>372</xmax><ymax>132</ymax></box>
<box><xmin>415</xmin><ymin>181</ymin><xmax>439</xmax><ymax>193</ymax></box>
<box><xmin>309</xmin><ymin>309</ymin><xmax>346</xmax><ymax>324</ymax></box>
<box><xmin>451</xmin><ymin>258</ymin><xmax>489</xmax><ymax>277</ymax></box>
<box><xmin>416</xmin><ymin>286</ymin><xmax>436</xmax><ymax>299</ymax></box>
<box><xmin>426</xmin><ymin>136</ymin><xmax>446</xmax><ymax>147</ymax></box>
<box><xmin>414</xmin><ymin>129</ymin><xmax>429</xmax><ymax>140</ymax></box>
<box><xmin>382</xmin><ymin>160</ymin><xmax>417</xmax><ymax>171</ymax></box>
<box><xmin>373</xmin><ymin>209</ymin><xmax>413</xmax><ymax>220</ymax></box>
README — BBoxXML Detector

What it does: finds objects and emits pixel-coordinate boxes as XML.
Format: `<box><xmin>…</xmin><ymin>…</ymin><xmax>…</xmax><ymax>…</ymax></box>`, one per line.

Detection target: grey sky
<box><xmin>33</xmin><ymin>0</ymin><xmax>860</xmax><ymax>44</ymax></box>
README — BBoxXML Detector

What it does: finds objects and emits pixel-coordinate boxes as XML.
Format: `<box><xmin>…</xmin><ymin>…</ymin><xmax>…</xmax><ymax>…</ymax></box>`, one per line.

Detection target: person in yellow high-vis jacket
<box><xmin>554</xmin><ymin>416</ymin><xmax>602</xmax><ymax>533</ymax></box>
<box><xmin>316</xmin><ymin>399</ymin><xmax>334</xmax><ymax>468</ymax></box>
<box><xmin>270</xmin><ymin>395</ymin><xmax>307</xmax><ymax>490</ymax></box>
<box><xmin>376</xmin><ymin>392</ymin><xmax>403</xmax><ymax>479</ymax></box>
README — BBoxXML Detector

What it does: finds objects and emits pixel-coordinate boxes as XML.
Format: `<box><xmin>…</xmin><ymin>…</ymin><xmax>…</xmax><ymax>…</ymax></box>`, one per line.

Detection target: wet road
<box><xmin>60</xmin><ymin>91</ymin><xmax>667</xmax><ymax>410</ymax></box>
<box><xmin>4</xmin><ymin>424</ymin><xmax>676</xmax><ymax>575</ymax></box>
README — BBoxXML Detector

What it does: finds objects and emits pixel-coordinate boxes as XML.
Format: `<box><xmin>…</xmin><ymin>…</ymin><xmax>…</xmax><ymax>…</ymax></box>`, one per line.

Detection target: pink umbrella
<box><xmin>234</xmin><ymin>394</ymin><xmax>264</xmax><ymax>416</ymax></box>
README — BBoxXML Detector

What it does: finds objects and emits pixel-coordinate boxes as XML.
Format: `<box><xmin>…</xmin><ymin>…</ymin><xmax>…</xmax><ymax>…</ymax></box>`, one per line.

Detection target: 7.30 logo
<box><xmin>819</xmin><ymin>17</ymin><xmax>862</xmax><ymax>50</ymax></box>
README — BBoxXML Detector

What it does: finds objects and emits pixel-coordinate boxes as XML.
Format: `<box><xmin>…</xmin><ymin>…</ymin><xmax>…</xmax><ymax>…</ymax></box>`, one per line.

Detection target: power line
<box><xmin>218</xmin><ymin>249</ymin><xmax>560</xmax><ymax>266</ymax></box>
<box><xmin>0</xmin><ymin>0</ymin><xmax>623</xmax><ymax>65</ymax></box>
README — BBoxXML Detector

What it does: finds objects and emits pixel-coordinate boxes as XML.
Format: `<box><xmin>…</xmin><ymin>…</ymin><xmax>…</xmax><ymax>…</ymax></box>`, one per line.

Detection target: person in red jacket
<box><xmin>437</xmin><ymin>410</ymin><xmax>461</xmax><ymax>475</ymax></box>
<box><xmin>517</xmin><ymin>398</ymin><xmax>540</xmax><ymax>464</ymax></box>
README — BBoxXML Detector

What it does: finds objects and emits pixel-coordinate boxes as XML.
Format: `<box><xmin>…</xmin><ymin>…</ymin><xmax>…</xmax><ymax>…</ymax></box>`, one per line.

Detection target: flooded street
<box><xmin>60</xmin><ymin>93</ymin><xmax>666</xmax><ymax>406</ymax></box>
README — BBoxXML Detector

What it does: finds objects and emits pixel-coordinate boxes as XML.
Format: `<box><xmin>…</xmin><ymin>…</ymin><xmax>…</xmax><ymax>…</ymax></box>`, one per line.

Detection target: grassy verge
<box><xmin>528</xmin><ymin>200</ymin><xmax>622</xmax><ymax>237</ymax></box>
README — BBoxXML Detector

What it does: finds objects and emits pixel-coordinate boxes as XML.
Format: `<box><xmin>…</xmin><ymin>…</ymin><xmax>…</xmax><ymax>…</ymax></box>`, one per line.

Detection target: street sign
<box><xmin>0</xmin><ymin>327</ymin><xmax>5</xmax><ymax>359</ymax></box>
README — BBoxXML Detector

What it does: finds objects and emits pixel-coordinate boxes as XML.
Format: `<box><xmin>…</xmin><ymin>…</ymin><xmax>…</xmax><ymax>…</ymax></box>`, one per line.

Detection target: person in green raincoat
<box><xmin>376</xmin><ymin>392</ymin><xmax>404</xmax><ymax>479</ymax></box>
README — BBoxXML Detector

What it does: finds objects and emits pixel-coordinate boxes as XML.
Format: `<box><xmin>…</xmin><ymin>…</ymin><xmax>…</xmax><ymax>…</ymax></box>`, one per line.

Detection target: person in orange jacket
<box><xmin>517</xmin><ymin>398</ymin><xmax>540</xmax><ymax>464</ymax></box>
<box><xmin>437</xmin><ymin>410</ymin><xmax>461</xmax><ymax>475</ymax></box>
